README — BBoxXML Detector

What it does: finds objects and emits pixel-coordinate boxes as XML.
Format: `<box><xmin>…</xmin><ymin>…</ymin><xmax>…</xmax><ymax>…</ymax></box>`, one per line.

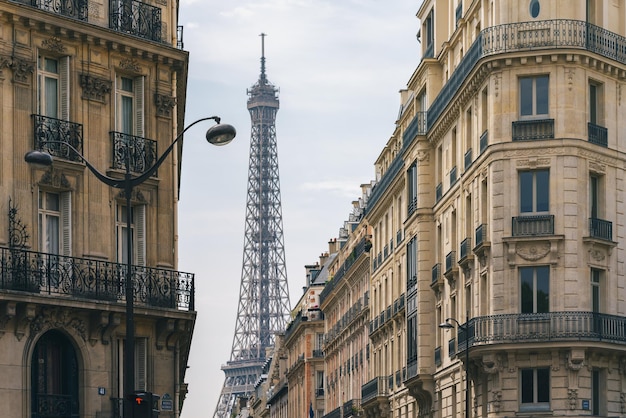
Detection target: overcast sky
<box><xmin>175</xmin><ymin>1</ymin><xmax>420</xmax><ymax>416</ymax></box>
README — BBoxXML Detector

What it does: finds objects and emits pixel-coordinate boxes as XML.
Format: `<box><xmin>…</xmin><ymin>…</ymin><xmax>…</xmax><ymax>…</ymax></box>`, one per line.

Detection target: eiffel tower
<box><xmin>213</xmin><ymin>34</ymin><xmax>291</xmax><ymax>418</ymax></box>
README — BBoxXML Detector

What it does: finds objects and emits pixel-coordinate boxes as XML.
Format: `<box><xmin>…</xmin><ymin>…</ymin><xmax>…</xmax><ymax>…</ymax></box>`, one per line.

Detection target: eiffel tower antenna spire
<box><xmin>213</xmin><ymin>34</ymin><xmax>291</xmax><ymax>418</ymax></box>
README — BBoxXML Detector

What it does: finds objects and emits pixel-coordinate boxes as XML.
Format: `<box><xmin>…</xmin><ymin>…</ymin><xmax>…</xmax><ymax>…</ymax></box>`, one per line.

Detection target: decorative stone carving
<box><xmin>119</xmin><ymin>58</ymin><xmax>141</xmax><ymax>73</ymax></box>
<box><xmin>568</xmin><ymin>388</ymin><xmax>578</xmax><ymax>410</ymax></box>
<box><xmin>491</xmin><ymin>390</ymin><xmax>502</xmax><ymax>412</ymax></box>
<box><xmin>516</xmin><ymin>241</ymin><xmax>551</xmax><ymax>261</ymax></box>
<box><xmin>40</xmin><ymin>169</ymin><xmax>72</xmax><ymax>189</ymax></box>
<box><xmin>9</xmin><ymin>56</ymin><xmax>35</xmax><ymax>83</ymax></box>
<box><xmin>30</xmin><ymin>307</ymin><xmax>87</xmax><ymax>342</ymax></box>
<box><xmin>416</xmin><ymin>150</ymin><xmax>430</xmax><ymax>162</ymax></box>
<box><xmin>41</xmin><ymin>37</ymin><xmax>66</xmax><ymax>54</ymax></box>
<box><xmin>0</xmin><ymin>302</ymin><xmax>16</xmax><ymax>338</ymax></box>
<box><xmin>15</xmin><ymin>303</ymin><xmax>36</xmax><ymax>341</ymax></box>
<box><xmin>80</xmin><ymin>74</ymin><xmax>112</xmax><ymax>102</ymax></box>
<box><xmin>155</xmin><ymin>93</ymin><xmax>176</xmax><ymax>118</ymax></box>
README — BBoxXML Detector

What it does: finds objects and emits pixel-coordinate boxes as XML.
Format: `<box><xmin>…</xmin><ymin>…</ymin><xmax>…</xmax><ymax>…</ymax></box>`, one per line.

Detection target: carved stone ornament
<box><xmin>30</xmin><ymin>308</ymin><xmax>87</xmax><ymax>342</ymax></box>
<box><xmin>589</xmin><ymin>248</ymin><xmax>606</xmax><ymax>262</ymax></box>
<box><xmin>119</xmin><ymin>58</ymin><xmax>141</xmax><ymax>73</ymax></box>
<box><xmin>568</xmin><ymin>389</ymin><xmax>578</xmax><ymax>410</ymax></box>
<box><xmin>8</xmin><ymin>56</ymin><xmax>35</xmax><ymax>83</ymax></box>
<box><xmin>40</xmin><ymin>169</ymin><xmax>71</xmax><ymax>189</ymax></box>
<box><xmin>491</xmin><ymin>390</ymin><xmax>502</xmax><ymax>412</ymax></box>
<box><xmin>79</xmin><ymin>74</ymin><xmax>112</xmax><ymax>102</ymax></box>
<box><xmin>116</xmin><ymin>188</ymin><xmax>147</xmax><ymax>204</ymax></box>
<box><xmin>516</xmin><ymin>241</ymin><xmax>551</xmax><ymax>261</ymax></box>
<box><xmin>41</xmin><ymin>37</ymin><xmax>66</xmax><ymax>54</ymax></box>
<box><xmin>155</xmin><ymin>93</ymin><xmax>176</xmax><ymax>117</ymax></box>
<box><xmin>416</xmin><ymin>150</ymin><xmax>430</xmax><ymax>162</ymax></box>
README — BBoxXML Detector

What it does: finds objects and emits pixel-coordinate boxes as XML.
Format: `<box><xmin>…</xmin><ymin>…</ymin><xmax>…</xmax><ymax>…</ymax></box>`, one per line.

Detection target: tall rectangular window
<box><xmin>519</xmin><ymin>170</ymin><xmax>549</xmax><ymax>213</ymax></box>
<box><xmin>406</xmin><ymin>237</ymin><xmax>417</xmax><ymax>291</ymax></box>
<box><xmin>590</xmin><ymin>174</ymin><xmax>602</xmax><ymax>219</ymax></box>
<box><xmin>520</xmin><ymin>368</ymin><xmax>550</xmax><ymax>409</ymax></box>
<box><xmin>589</xmin><ymin>81</ymin><xmax>604</xmax><ymax>125</ymax></box>
<box><xmin>591</xmin><ymin>268</ymin><xmax>602</xmax><ymax>313</ymax></box>
<box><xmin>39</xmin><ymin>191</ymin><xmax>71</xmax><ymax>256</ymax></box>
<box><xmin>38</xmin><ymin>56</ymin><xmax>70</xmax><ymax>120</ymax></box>
<box><xmin>407</xmin><ymin>163</ymin><xmax>418</xmax><ymax>216</ymax></box>
<box><xmin>116</xmin><ymin>75</ymin><xmax>145</xmax><ymax>136</ymax></box>
<box><xmin>520</xmin><ymin>266</ymin><xmax>549</xmax><ymax>313</ymax></box>
<box><xmin>116</xmin><ymin>204</ymin><xmax>146</xmax><ymax>266</ymax></box>
<box><xmin>520</xmin><ymin>75</ymin><xmax>549</xmax><ymax>117</ymax></box>
<box><xmin>117</xmin><ymin>337</ymin><xmax>148</xmax><ymax>396</ymax></box>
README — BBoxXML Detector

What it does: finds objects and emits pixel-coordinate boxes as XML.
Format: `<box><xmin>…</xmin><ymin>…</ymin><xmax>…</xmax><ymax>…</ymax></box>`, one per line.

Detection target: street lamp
<box><xmin>439</xmin><ymin>311</ymin><xmax>470</xmax><ymax>418</ymax></box>
<box><xmin>25</xmin><ymin>116</ymin><xmax>236</xmax><ymax>417</ymax></box>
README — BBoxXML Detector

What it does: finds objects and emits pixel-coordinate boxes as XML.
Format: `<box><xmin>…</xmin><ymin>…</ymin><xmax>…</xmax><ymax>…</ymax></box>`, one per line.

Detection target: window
<box><xmin>423</xmin><ymin>10</ymin><xmax>434</xmax><ymax>57</ymax></box>
<box><xmin>406</xmin><ymin>237</ymin><xmax>417</xmax><ymax>291</ymax></box>
<box><xmin>529</xmin><ymin>0</ymin><xmax>540</xmax><ymax>18</ymax></box>
<box><xmin>117</xmin><ymin>337</ymin><xmax>148</xmax><ymax>396</ymax></box>
<box><xmin>519</xmin><ymin>170</ymin><xmax>549</xmax><ymax>213</ymax></box>
<box><xmin>590</xmin><ymin>174</ymin><xmax>603</xmax><ymax>219</ymax></box>
<box><xmin>520</xmin><ymin>266</ymin><xmax>549</xmax><ymax>313</ymax></box>
<box><xmin>520</xmin><ymin>367</ymin><xmax>549</xmax><ymax>409</ymax></box>
<box><xmin>407</xmin><ymin>315</ymin><xmax>417</xmax><ymax>365</ymax></box>
<box><xmin>116</xmin><ymin>75</ymin><xmax>145</xmax><ymax>136</ymax></box>
<box><xmin>407</xmin><ymin>163</ymin><xmax>418</xmax><ymax>215</ymax></box>
<box><xmin>591</xmin><ymin>268</ymin><xmax>602</xmax><ymax>313</ymax></box>
<box><xmin>39</xmin><ymin>191</ymin><xmax>71</xmax><ymax>256</ymax></box>
<box><xmin>116</xmin><ymin>204</ymin><xmax>146</xmax><ymax>266</ymax></box>
<box><xmin>591</xmin><ymin>368</ymin><xmax>604</xmax><ymax>415</ymax></box>
<box><xmin>589</xmin><ymin>82</ymin><xmax>604</xmax><ymax>125</ymax></box>
<box><xmin>38</xmin><ymin>55</ymin><xmax>69</xmax><ymax>120</ymax></box>
<box><xmin>520</xmin><ymin>75</ymin><xmax>549</xmax><ymax>117</ymax></box>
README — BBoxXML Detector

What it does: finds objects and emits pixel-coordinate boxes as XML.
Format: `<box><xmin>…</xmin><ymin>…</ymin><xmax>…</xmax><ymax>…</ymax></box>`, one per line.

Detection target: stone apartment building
<box><xmin>362</xmin><ymin>0</ymin><xmax>626</xmax><ymax>416</ymax></box>
<box><xmin>0</xmin><ymin>0</ymin><xmax>196</xmax><ymax>416</ymax></box>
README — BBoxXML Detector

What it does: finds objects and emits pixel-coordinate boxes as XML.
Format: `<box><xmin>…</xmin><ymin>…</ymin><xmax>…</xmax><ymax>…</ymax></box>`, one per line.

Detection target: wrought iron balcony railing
<box><xmin>431</xmin><ymin>263</ymin><xmax>441</xmax><ymax>285</ymax></box>
<box><xmin>479</xmin><ymin>130</ymin><xmax>488</xmax><ymax>153</ymax></box>
<box><xmin>361</xmin><ymin>376</ymin><xmax>388</xmax><ymax>404</ymax></box>
<box><xmin>0</xmin><ymin>246</ymin><xmax>194</xmax><ymax>310</ymax></box>
<box><xmin>434</xmin><ymin>346</ymin><xmax>442</xmax><ymax>367</ymax></box>
<box><xmin>512</xmin><ymin>215</ymin><xmax>554</xmax><ymax>236</ymax></box>
<box><xmin>588</xmin><ymin>122</ymin><xmax>608</xmax><ymax>147</ymax></box>
<box><xmin>459</xmin><ymin>237</ymin><xmax>471</xmax><ymax>261</ymax></box>
<box><xmin>33</xmin><ymin>115</ymin><xmax>83</xmax><ymax>163</ymax></box>
<box><xmin>111</xmin><ymin>131</ymin><xmax>157</xmax><ymax>174</ymax></box>
<box><xmin>512</xmin><ymin>119</ymin><xmax>555</xmax><ymax>141</ymax></box>
<box><xmin>109</xmin><ymin>0</ymin><xmax>161</xmax><ymax>42</ymax></box>
<box><xmin>457</xmin><ymin>312</ymin><xmax>626</xmax><ymax>353</ymax></box>
<box><xmin>445</xmin><ymin>251</ymin><xmax>456</xmax><ymax>273</ymax></box>
<box><xmin>15</xmin><ymin>0</ymin><xmax>88</xmax><ymax>21</ymax></box>
<box><xmin>464</xmin><ymin>148</ymin><xmax>473</xmax><ymax>170</ymax></box>
<box><xmin>343</xmin><ymin>398</ymin><xmax>361</xmax><ymax>417</ymax></box>
<box><xmin>322</xmin><ymin>406</ymin><xmax>341</xmax><ymax>418</ymax></box>
<box><xmin>589</xmin><ymin>217</ymin><xmax>612</xmax><ymax>241</ymax></box>
<box><xmin>34</xmin><ymin>393</ymin><xmax>79</xmax><ymax>418</ymax></box>
<box><xmin>435</xmin><ymin>182</ymin><xmax>442</xmax><ymax>202</ymax></box>
<box><xmin>448</xmin><ymin>337</ymin><xmax>456</xmax><ymax>358</ymax></box>
<box><xmin>402</xmin><ymin>111</ymin><xmax>428</xmax><ymax>148</ymax></box>
<box><xmin>449</xmin><ymin>166</ymin><xmax>458</xmax><ymax>185</ymax></box>
<box><xmin>475</xmin><ymin>224</ymin><xmax>486</xmax><ymax>248</ymax></box>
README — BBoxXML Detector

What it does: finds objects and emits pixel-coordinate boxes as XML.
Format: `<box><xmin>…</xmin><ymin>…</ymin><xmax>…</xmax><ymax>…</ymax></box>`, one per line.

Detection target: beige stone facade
<box><xmin>0</xmin><ymin>0</ymin><xmax>193</xmax><ymax>417</ymax></box>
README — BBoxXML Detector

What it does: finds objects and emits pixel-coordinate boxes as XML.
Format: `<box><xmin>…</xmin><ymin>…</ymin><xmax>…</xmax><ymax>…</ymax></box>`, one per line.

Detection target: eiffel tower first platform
<box><xmin>212</xmin><ymin>35</ymin><xmax>291</xmax><ymax>418</ymax></box>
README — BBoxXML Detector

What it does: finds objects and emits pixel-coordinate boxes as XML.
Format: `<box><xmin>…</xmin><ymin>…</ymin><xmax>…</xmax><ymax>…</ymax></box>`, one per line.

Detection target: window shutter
<box><xmin>135</xmin><ymin>337</ymin><xmax>147</xmax><ymax>391</ymax></box>
<box><xmin>59</xmin><ymin>56</ymin><xmax>70</xmax><ymax>120</ymax></box>
<box><xmin>61</xmin><ymin>191</ymin><xmax>71</xmax><ymax>256</ymax></box>
<box><xmin>134</xmin><ymin>75</ymin><xmax>144</xmax><ymax>137</ymax></box>
<box><xmin>135</xmin><ymin>204</ymin><xmax>146</xmax><ymax>266</ymax></box>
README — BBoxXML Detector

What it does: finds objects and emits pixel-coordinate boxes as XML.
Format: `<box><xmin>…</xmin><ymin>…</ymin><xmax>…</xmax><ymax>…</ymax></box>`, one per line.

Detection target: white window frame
<box><xmin>38</xmin><ymin>55</ymin><xmax>69</xmax><ymax>120</ymax></box>
<box><xmin>38</xmin><ymin>190</ymin><xmax>71</xmax><ymax>256</ymax></box>
<box><xmin>115</xmin><ymin>74</ymin><xmax>145</xmax><ymax>136</ymax></box>
<box><xmin>116</xmin><ymin>204</ymin><xmax>146</xmax><ymax>266</ymax></box>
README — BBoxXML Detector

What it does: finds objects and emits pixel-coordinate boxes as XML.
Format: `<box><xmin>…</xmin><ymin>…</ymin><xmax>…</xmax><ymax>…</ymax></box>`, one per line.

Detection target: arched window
<box><xmin>31</xmin><ymin>330</ymin><xmax>79</xmax><ymax>418</ymax></box>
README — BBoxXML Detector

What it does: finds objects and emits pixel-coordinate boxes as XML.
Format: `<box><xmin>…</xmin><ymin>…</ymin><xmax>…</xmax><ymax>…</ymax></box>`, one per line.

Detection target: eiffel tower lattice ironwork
<box><xmin>213</xmin><ymin>34</ymin><xmax>291</xmax><ymax>418</ymax></box>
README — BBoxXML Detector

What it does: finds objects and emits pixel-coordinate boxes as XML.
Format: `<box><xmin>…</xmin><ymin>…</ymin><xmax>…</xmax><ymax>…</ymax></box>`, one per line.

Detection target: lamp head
<box><xmin>24</xmin><ymin>150</ymin><xmax>54</xmax><ymax>166</ymax></box>
<box><xmin>438</xmin><ymin>321</ymin><xmax>455</xmax><ymax>329</ymax></box>
<box><xmin>206</xmin><ymin>123</ymin><xmax>236</xmax><ymax>146</ymax></box>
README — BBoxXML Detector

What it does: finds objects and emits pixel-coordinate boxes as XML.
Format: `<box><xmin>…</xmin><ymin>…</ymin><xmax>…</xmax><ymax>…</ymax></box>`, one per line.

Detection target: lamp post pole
<box><xmin>25</xmin><ymin>117</ymin><xmax>236</xmax><ymax>418</ymax></box>
<box><xmin>439</xmin><ymin>311</ymin><xmax>470</xmax><ymax>418</ymax></box>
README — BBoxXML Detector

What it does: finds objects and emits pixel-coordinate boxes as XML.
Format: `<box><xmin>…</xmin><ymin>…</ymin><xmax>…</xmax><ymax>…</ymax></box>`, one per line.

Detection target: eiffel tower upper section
<box><xmin>213</xmin><ymin>34</ymin><xmax>291</xmax><ymax>418</ymax></box>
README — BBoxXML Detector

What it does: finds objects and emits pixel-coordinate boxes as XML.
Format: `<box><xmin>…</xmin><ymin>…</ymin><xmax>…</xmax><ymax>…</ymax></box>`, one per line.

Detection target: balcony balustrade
<box><xmin>512</xmin><ymin>119</ymin><xmax>555</xmax><ymax>141</ymax></box>
<box><xmin>15</xmin><ymin>0</ymin><xmax>88</xmax><ymax>20</ymax></box>
<box><xmin>361</xmin><ymin>376</ymin><xmax>388</xmax><ymax>404</ymax></box>
<box><xmin>479</xmin><ymin>130</ymin><xmax>488</xmax><ymax>153</ymax></box>
<box><xmin>464</xmin><ymin>148</ymin><xmax>473</xmax><ymax>170</ymax></box>
<box><xmin>512</xmin><ymin>215</ymin><xmax>554</xmax><ymax>236</ymax></box>
<box><xmin>448</xmin><ymin>337</ymin><xmax>456</xmax><ymax>358</ymax></box>
<box><xmin>459</xmin><ymin>237</ymin><xmax>471</xmax><ymax>261</ymax></box>
<box><xmin>434</xmin><ymin>346</ymin><xmax>442</xmax><ymax>367</ymax></box>
<box><xmin>445</xmin><ymin>251</ymin><xmax>456</xmax><ymax>273</ymax></box>
<box><xmin>475</xmin><ymin>224</ymin><xmax>486</xmax><ymax>248</ymax></box>
<box><xmin>111</xmin><ymin>132</ymin><xmax>157</xmax><ymax>174</ymax></box>
<box><xmin>463</xmin><ymin>312</ymin><xmax>626</xmax><ymax>351</ymax></box>
<box><xmin>33</xmin><ymin>115</ymin><xmax>83</xmax><ymax>163</ymax></box>
<box><xmin>109</xmin><ymin>0</ymin><xmax>161</xmax><ymax>42</ymax></box>
<box><xmin>435</xmin><ymin>183</ymin><xmax>442</xmax><ymax>202</ymax></box>
<box><xmin>449</xmin><ymin>166</ymin><xmax>458</xmax><ymax>186</ymax></box>
<box><xmin>431</xmin><ymin>263</ymin><xmax>441</xmax><ymax>285</ymax></box>
<box><xmin>589</xmin><ymin>217</ymin><xmax>613</xmax><ymax>241</ymax></box>
<box><xmin>0</xmin><ymin>246</ymin><xmax>194</xmax><ymax>310</ymax></box>
<box><xmin>588</xmin><ymin>122</ymin><xmax>608</xmax><ymax>147</ymax></box>
<box><xmin>323</xmin><ymin>407</ymin><xmax>341</xmax><ymax>418</ymax></box>
<box><xmin>343</xmin><ymin>398</ymin><xmax>361</xmax><ymax>417</ymax></box>
<box><xmin>34</xmin><ymin>393</ymin><xmax>78</xmax><ymax>418</ymax></box>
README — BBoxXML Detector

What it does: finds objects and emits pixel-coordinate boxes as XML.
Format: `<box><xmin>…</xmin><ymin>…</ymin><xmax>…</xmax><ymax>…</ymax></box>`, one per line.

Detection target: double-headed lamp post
<box><xmin>25</xmin><ymin>116</ymin><xmax>236</xmax><ymax>417</ymax></box>
<box><xmin>439</xmin><ymin>311</ymin><xmax>470</xmax><ymax>418</ymax></box>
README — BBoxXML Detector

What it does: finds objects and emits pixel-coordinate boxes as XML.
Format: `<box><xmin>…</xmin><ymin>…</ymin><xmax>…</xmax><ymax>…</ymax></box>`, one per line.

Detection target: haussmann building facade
<box><xmin>0</xmin><ymin>0</ymin><xmax>196</xmax><ymax>416</ymax></box>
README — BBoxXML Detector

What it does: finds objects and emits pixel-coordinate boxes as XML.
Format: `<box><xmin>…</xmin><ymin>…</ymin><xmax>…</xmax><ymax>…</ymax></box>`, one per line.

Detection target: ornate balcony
<box><xmin>435</xmin><ymin>182</ymin><xmax>442</xmax><ymax>203</ymax></box>
<box><xmin>109</xmin><ymin>0</ymin><xmax>161</xmax><ymax>42</ymax></box>
<box><xmin>512</xmin><ymin>119</ymin><xmax>555</xmax><ymax>141</ymax></box>
<box><xmin>111</xmin><ymin>131</ymin><xmax>157</xmax><ymax>174</ymax></box>
<box><xmin>464</xmin><ymin>148</ymin><xmax>473</xmax><ymax>170</ymax></box>
<box><xmin>479</xmin><ymin>130</ymin><xmax>488</xmax><ymax>153</ymax></box>
<box><xmin>361</xmin><ymin>377</ymin><xmax>389</xmax><ymax>417</ymax></box>
<box><xmin>33</xmin><ymin>115</ymin><xmax>83</xmax><ymax>163</ymax></box>
<box><xmin>458</xmin><ymin>237</ymin><xmax>473</xmax><ymax>273</ymax></box>
<box><xmin>343</xmin><ymin>398</ymin><xmax>362</xmax><ymax>417</ymax></box>
<box><xmin>15</xmin><ymin>0</ymin><xmax>88</xmax><ymax>21</ymax></box>
<box><xmin>449</xmin><ymin>166</ymin><xmax>458</xmax><ymax>186</ymax></box>
<box><xmin>589</xmin><ymin>217</ymin><xmax>612</xmax><ymax>241</ymax></box>
<box><xmin>463</xmin><ymin>312</ymin><xmax>626</xmax><ymax>352</ymax></box>
<box><xmin>0</xmin><ymin>246</ymin><xmax>194</xmax><ymax>310</ymax></box>
<box><xmin>322</xmin><ymin>406</ymin><xmax>341</xmax><ymax>418</ymax></box>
